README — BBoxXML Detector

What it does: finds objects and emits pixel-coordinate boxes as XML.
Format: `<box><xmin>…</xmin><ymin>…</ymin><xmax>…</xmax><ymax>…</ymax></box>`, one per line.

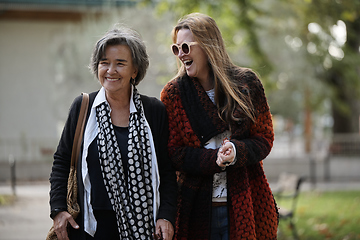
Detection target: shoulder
<box><xmin>141</xmin><ymin>94</ymin><xmax>165</xmax><ymax>110</ymax></box>
<box><xmin>71</xmin><ymin>94</ymin><xmax>84</xmax><ymax>107</ymax></box>
<box><xmin>69</xmin><ymin>90</ymin><xmax>99</xmax><ymax>117</ymax></box>
<box><xmin>71</xmin><ymin>91</ymin><xmax>99</xmax><ymax>106</ymax></box>
<box><xmin>231</xmin><ymin>68</ymin><xmax>265</xmax><ymax>95</ymax></box>
<box><xmin>233</xmin><ymin>68</ymin><xmax>261</xmax><ymax>85</ymax></box>
<box><xmin>161</xmin><ymin>78</ymin><xmax>180</xmax><ymax>97</ymax></box>
<box><xmin>140</xmin><ymin>94</ymin><xmax>168</xmax><ymax>133</ymax></box>
<box><xmin>89</xmin><ymin>91</ymin><xmax>99</xmax><ymax>103</ymax></box>
<box><xmin>140</xmin><ymin>94</ymin><xmax>167</xmax><ymax>121</ymax></box>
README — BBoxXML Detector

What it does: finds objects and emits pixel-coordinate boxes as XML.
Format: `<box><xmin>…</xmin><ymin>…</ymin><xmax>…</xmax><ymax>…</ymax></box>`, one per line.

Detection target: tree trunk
<box><xmin>331</xmin><ymin>100</ymin><xmax>354</xmax><ymax>133</ymax></box>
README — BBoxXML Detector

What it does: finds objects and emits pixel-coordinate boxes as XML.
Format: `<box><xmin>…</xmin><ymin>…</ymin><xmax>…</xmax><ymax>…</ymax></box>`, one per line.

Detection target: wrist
<box><xmin>50</xmin><ymin>208</ymin><xmax>66</xmax><ymax>219</ymax></box>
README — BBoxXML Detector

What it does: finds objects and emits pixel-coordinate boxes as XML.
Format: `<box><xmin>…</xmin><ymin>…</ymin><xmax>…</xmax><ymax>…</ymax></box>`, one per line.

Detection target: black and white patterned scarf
<box><xmin>95</xmin><ymin>87</ymin><xmax>154</xmax><ymax>239</ymax></box>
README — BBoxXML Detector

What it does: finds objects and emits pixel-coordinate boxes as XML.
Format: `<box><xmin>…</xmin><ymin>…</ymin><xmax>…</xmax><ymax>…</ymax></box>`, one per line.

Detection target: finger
<box><xmin>220</xmin><ymin>143</ymin><xmax>232</xmax><ymax>155</ymax></box>
<box><xmin>218</xmin><ymin>147</ymin><xmax>225</xmax><ymax>154</ymax></box>
<box><xmin>155</xmin><ymin>226</ymin><xmax>162</xmax><ymax>237</ymax></box>
<box><xmin>156</xmin><ymin>219</ymin><xmax>174</xmax><ymax>240</ymax></box>
<box><xmin>153</xmin><ymin>233</ymin><xmax>162</xmax><ymax>240</ymax></box>
<box><xmin>155</xmin><ymin>221</ymin><xmax>162</xmax><ymax>238</ymax></box>
<box><xmin>155</xmin><ymin>220</ymin><xmax>161</xmax><ymax>235</ymax></box>
<box><xmin>218</xmin><ymin>157</ymin><xmax>230</xmax><ymax>167</ymax></box>
<box><xmin>224</xmin><ymin>142</ymin><xmax>233</xmax><ymax>150</ymax></box>
<box><xmin>55</xmin><ymin>224</ymin><xmax>70</xmax><ymax>240</ymax></box>
<box><xmin>162</xmin><ymin>231</ymin><xmax>170</xmax><ymax>240</ymax></box>
<box><xmin>220</xmin><ymin>152</ymin><xmax>232</xmax><ymax>163</ymax></box>
<box><xmin>225</xmin><ymin>152</ymin><xmax>235</xmax><ymax>161</ymax></box>
<box><xmin>62</xmin><ymin>232</ymin><xmax>70</xmax><ymax>240</ymax></box>
<box><xmin>223</xmin><ymin>139</ymin><xmax>230</xmax><ymax>144</ymax></box>
<box><xmin>56</xmin><ymin>230</ymin><xmax>69</xmax><ymax>240</ymax></box>
<box><xmin>53</xmin><ymin>212</ymin><xmax>73</xmax><ymax>240</ymax></box>
<box><xmin>216</xmin><ymin>156</ymin><xmax>224</xmax><ymax>166</ymax></box>
<box><xmin>54</xmin><ymin>220</ymin><xmax>67</xmax><ymax>234</ymax></box>
<box><xmin>68</xmin><ymin>217</ymin><xmax>79</xmax><ymax>229</ymax></box>
<box><xmin>219</xmin><ymin>140</ymin><xmax>230</xmax><ymax>152</ymax></box>
<box><xmin>161</xmin><ymin>226</ymin><xmax>173</xmax><ymax>240</ymax></box>
<box><xmin>224</xmin><ymin>148</ymin><xmax>232</xmax><ymax>156</ymax></box>
<box><xmin>228</xmin><ymin>149</ymin><xmax>235</xmax><ymax>159</ymax></box>
<box><xmin>222</xmin><ymin>154</ymin><xmax>235</xmax><ymax>165</ymax></box>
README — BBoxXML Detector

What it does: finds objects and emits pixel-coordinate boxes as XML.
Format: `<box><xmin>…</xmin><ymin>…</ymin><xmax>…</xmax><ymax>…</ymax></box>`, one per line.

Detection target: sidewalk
<box><xmin>0</xmin><ymin>180</ymin><xmax>360</xmax><ymax>240</ymax></box>
<box><xmin>0</xmin><ymin>182</ymin><xmax>52</xmax><ymax>240</ymax></box>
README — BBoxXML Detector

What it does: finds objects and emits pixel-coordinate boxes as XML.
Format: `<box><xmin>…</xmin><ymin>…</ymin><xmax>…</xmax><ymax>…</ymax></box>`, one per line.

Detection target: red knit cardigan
<box><xmin>160</xmin><ymin>71</ymin><xmax>278</xmax><ymax>240</ymax></box>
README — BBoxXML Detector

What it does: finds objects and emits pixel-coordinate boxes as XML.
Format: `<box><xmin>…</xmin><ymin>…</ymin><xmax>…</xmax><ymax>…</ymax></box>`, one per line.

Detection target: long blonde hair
<box><xmin>172</xmin><ymin>13</ymin><xmax>256</xmax><ymax>123</ymax></box>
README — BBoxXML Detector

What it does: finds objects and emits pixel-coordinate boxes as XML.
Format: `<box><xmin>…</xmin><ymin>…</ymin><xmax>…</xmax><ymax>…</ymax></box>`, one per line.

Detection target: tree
<box><xmin>148</xmin><ymin>0</ymin><xmax>360</xmax><ymax>135</ymax></box>
<box><xmin>286</xmin><ymin>0</ymin><xmax>360</xmax><ymax>134</ymax></box>
<box><xmin>152</xmin><ymin>0</ymin><xmax>274</xmax><ymax>78</ymax></box>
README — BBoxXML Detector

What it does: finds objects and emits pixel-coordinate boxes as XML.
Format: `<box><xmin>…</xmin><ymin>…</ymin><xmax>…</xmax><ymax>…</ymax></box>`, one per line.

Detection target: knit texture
<box><xmin>160</xmin><ymin>71</ymin><xmax>278</xmax><ymax>240</ymax></box>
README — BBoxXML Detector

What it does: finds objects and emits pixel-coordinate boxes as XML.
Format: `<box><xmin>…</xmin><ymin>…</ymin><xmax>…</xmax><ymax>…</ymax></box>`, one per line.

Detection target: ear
<box><xmin>132</xmin><ymin>68</ymin><xmax>138</xmax><ymax>80</ymax></box>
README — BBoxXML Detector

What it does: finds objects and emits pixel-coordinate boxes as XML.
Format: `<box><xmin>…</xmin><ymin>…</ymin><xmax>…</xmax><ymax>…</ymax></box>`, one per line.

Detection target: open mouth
<box><xmin>183</xmin><ymin>60</ymin><xmax>193</xmax><ymax>67</ymax></box>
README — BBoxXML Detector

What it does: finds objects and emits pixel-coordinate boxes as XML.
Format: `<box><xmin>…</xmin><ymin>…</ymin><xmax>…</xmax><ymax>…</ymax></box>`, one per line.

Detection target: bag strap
<box><xmin>70</xmin><ymin>93</ymin><xmax>89</xmax><ymax>168</ymax></box>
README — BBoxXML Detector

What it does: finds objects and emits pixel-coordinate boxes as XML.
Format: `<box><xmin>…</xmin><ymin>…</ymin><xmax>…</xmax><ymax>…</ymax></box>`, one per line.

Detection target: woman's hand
<box><xmin>53</xmin><ymin>211</ymin><xmax>79</xmax><ymax>240</ymax></box>
<box><xmin>216</xmin><ymin>140</ymin><xmax>236</xmax><ymax>168</ymax></box>
<box><xmin>155</xmin><ymin>219</ymin><xmax>174</xmax><ymax>240</ymax></box>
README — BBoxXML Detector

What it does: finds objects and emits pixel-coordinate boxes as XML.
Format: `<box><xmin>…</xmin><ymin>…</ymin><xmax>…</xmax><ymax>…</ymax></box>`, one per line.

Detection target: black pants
<box><xmin>85</xmin><ymin>210</ymin><xmax>120</xmax><ymax>240</ymax></box>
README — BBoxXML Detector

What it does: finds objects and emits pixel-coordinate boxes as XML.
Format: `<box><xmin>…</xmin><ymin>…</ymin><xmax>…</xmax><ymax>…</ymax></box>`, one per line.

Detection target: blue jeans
<box><xmin>211</xmin><ymin>206</ymin><xmax>229</xmax><ymax>240</ymax></box>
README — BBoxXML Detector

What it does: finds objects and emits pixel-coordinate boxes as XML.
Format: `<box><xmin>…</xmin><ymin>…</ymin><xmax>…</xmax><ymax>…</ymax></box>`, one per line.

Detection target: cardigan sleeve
<box><xmin>160</xmin><ymin>73</ymin><xmax>274</xmax><ymax>176</ymax></box>
<box><xmin>49</xmin><ymin>95</ymin><xmax>83</xmax><ymax>213</ymax></box>
<box><xmin>229</xmin><ymin>72</ymin><xmax>274</xmax><ymax>168</ymax></box>
<box><xmin>160</xmin><ymin>81</ymin><xmax>222</xmax><ymax>176</ymax></box>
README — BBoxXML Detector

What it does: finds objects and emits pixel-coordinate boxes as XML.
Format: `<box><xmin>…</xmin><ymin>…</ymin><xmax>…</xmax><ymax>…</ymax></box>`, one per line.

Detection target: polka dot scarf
<box><xmin>95</xmin><ymin>87</ymin><xmax>154</xmax><ymax>239</ymax></box>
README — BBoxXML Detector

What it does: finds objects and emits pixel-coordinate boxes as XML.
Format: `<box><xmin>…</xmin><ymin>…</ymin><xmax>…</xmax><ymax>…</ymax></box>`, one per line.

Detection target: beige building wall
<box><xmin>0</xmin><ymin>20</ymin><xmax>77</xmax><ymax>163</ymax></box>
<box><xmin>0</xmin><ymin>7</ymin><xmax>176</xmax><ymax>166</ymax></box>
<box><xmin>1</xmin><ymin>20</ymin><xmax>73</xmax><ymax>139</ymax></box>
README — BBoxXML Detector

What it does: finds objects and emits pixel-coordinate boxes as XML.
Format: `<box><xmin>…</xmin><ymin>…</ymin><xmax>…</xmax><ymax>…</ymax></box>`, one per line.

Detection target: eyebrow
<box><xmin>100</xmin><ymin>58</ymin><xmax>128</xmax><ymax>63</ymax></box>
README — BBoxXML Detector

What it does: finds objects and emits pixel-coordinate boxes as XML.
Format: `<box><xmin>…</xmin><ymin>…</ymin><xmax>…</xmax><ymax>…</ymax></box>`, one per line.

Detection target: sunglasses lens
<box><xmin>182</xmin><ymin>43</ymin><xmax>190</xmax><ymax>54</ymax></box>
<box><xmin>172</xmin><ymin>45</ymin><xmax>179</xmax><ymax>55</ymax></box>
<box><xmin>172</xmin><ymin>43</ymin><xmax>193</xmax><ymax>55</ymax></box>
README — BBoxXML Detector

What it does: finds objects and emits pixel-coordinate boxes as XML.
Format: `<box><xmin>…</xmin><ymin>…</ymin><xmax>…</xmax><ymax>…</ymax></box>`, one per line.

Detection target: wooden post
<box><xmin>9</xmin><ymin>154</ymin><xmax>16</xmax><ymax>196</ymax></box>
<box><xmin>304</xmin><ymin>86</ymin><xmax>312</xmax><ymax>153</ymax></box>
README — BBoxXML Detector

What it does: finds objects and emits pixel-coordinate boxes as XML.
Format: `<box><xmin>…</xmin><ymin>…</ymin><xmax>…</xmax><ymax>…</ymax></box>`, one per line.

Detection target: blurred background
<box><xmin>0</xmin><ymin>0</ymin><xmax>359</xmax><ymax>239</ymax></box>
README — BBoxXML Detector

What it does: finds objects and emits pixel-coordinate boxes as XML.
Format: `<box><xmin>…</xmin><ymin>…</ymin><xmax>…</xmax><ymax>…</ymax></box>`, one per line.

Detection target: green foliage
<box><xmin>283</xmin><ymin>0</ymin><xmax>360</xmax><ymax>132</ymax></box>
<box><xmin>149</xmin><ymin>0</ymin><xmax>274</xmax><ymax>77</ymax></box>
<box><xmin>143</xmin><ymin>0</ymin><xmax>360</xmax><ymax>132</ymax></box>
<box><xmin>277</xmin><ymin>191</ymin><xmax>360</xmax><ymax>240</ymax></box>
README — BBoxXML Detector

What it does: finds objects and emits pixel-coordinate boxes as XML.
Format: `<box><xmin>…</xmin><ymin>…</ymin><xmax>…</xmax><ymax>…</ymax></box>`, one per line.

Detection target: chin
<box><xmin>186</xmin><ymin>70</ymin><xmax>195</xmax><ymax>78</ymax></box>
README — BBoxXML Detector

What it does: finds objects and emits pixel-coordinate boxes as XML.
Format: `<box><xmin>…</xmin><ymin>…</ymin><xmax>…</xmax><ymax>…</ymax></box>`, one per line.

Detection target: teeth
<box><xmin>107</xmin><ymin>78</ymin><xmax>119</xmax><ymax>82</ymax></box>
<box><xmin>184</xmin><ymin>60</ymin><xmax>192</xmax><ymax>66</ymax></box>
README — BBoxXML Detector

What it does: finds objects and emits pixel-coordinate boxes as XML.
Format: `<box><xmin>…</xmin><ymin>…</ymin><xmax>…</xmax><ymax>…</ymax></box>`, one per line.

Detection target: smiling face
<box><xmin>175</xmin><ymin>29</ymin><xmax>210</xmax><ymax>85</ymax></box>
<box><xmin>98</xmin><ymin>44</ymin><xmax>138</xmax><ymax>96</ymax></box>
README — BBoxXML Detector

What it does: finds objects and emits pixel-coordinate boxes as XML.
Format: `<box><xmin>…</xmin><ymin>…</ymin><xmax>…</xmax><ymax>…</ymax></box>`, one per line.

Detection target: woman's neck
<box><xmin>105</xmin><ymin>88</ymin><xmax>131</xmax><ymax>110</ymax></box>
<box><xmin>197</xmin><ymin>73</ymin><xmax>214</xmax><ymax>91</ymax></box>
<box><xmin>106</xmin><ymin>89</ymin><xmax>131</xmax><ymax>127</ymax></box>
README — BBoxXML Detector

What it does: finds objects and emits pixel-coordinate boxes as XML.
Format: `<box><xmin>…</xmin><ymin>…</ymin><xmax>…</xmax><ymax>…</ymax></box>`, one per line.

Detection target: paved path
<box><xmin>0</xmin><ymin>180</ymin><xmax>360</xmax><ymax>240</ymax></box>
<box><xmin>0</xmin><ymin>182</ymin><xmax>52</xmax><ymax>240</ymax></box>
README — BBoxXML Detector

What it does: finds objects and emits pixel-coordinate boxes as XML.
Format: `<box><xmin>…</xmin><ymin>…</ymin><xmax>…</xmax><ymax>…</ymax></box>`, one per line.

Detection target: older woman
<box><xmin>160</xmin><ymin>13</ymin><xmax>278</xmax><ymax>239</ymax></box>
<box><xmin>49</xmin><ymin>26</ymin><xmax>177</xmax><ymax>240</ymax></box>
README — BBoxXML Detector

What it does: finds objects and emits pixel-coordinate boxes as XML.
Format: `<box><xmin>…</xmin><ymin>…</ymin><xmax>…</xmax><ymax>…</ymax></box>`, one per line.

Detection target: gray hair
<box><xmin>90</xmin><ymin>26</ymin><xmax>149</xmax><ymax>85</ymax></box>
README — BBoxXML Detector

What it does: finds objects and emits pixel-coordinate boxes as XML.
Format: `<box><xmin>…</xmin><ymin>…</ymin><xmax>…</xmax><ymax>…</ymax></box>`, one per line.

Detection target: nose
<box><xmin>177</xmin><ymin>49</ymin><xmax>185</xmax><ymax>58</ymax></box>
<box><xmin>107</xmin><ymin>64</ymin><xmax>117</xmax><ymax>74</ymax></box>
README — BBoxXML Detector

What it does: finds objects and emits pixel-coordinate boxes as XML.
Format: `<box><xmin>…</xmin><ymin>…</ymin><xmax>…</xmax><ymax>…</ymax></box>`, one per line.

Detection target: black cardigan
<box><xmin>49</xmin><ymin>91</ymin><xmax>177</xmax><ymax>239</ymax></box>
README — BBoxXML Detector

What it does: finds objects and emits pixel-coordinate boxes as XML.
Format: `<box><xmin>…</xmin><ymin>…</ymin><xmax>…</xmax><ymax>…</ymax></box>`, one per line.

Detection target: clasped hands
<box><xmin>216</xmin><ymin>140</ymin><xmax>236</xmax><ymax>169</ymax></box>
